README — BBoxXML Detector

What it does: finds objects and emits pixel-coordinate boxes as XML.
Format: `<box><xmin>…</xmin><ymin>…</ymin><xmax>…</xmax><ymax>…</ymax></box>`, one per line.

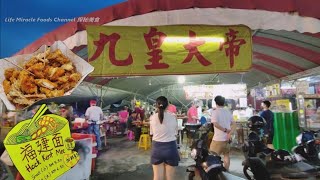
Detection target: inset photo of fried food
<box><xmin>2</xmin><ymin>48</ymin><xmax>82</xmax><ymax>109</ymax></box>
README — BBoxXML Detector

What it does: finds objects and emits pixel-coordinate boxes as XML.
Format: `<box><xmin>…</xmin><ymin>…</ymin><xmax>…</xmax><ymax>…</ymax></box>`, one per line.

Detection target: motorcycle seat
<box><xmin>281</xmin><ymin>172</ymin><xmax>316</xmax><ymax>179</ymax></box>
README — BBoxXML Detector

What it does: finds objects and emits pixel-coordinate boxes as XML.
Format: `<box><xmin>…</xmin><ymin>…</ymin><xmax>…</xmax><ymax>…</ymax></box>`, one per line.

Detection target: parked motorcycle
<box><xmin>242</xmin><ymin>116</ymin><xmax>319</xmax><ymax>180</ymax></box>
<box><xmin>292</xmin><ymin>130</ymin><xmax>320</xmax><ymax>166</ymax></box>
<box><xmin>186</xmin><ymin>124</ymin><xmax>226</xmax><ymax>180</ymax></box>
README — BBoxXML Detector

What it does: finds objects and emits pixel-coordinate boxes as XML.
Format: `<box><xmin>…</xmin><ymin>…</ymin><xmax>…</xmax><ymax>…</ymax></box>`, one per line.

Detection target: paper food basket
<box><xmin>0</xmin><ymin>41</ymin><xmax>94</xmax><ymax>110</ymax></box>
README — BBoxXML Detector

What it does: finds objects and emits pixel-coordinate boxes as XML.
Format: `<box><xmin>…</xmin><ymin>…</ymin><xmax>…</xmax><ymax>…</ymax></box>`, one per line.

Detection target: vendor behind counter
<box><xmin>127</xmin><ymin>111</ymin><xmax>142</xmax><ymax>141</ymax></box>
<box><xmin>59</xmin><ymin>104</ymin><xmax>74</xmax><ymax>130</ymax></box>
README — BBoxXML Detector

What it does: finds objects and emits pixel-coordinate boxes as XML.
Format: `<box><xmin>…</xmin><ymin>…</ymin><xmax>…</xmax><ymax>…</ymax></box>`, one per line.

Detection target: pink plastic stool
<box><xmin>127</xmin><ymin>130</ymin><xmax>134</xmax><ymax>141</ymax></box>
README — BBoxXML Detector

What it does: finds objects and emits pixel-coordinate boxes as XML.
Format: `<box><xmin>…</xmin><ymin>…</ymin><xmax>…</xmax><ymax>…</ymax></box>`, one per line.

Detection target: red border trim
<box><xmin>252</xmin><ymin>64</ymin><xmax>286</xmax><ymax>78</ymax></box>
<box><xmin>303</xmin><ymin>32</ymin><xmax>320</xmax><ymax>39</ymax></box>
<box><xmin>254</xmin><ymin>52</ymin><xmax>305</xmax><ymax>72</ymax></box>
<box><xmin>84</xmin><ymin>76</ymin><xmax>95</xmax><ymax>82</ymax></box>
<box><xmin>96</xmin><ymin>78</ymin><xmax>112</xmax><ymax>86</ymax></box>
<box><xmin>16</xmin><ymin>0</ymin><xmax>320</xmax><ymax>56</ymax></box>
<box><xmin>253</xmin><ymin>36</ymin><xmax>320</xmax><ymax>65</ymax></box>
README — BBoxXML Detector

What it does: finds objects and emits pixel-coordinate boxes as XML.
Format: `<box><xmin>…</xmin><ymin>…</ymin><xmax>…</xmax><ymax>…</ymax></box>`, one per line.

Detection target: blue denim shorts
<box><xmin>151</xmin><ymin>140</ymin><xmax>180</xmax><ymax>166</ymax></box>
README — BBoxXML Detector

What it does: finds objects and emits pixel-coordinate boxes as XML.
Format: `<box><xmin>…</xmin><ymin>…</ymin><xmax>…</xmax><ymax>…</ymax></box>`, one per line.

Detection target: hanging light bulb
<box><xmin>178</xmin><ymin>76</ymin><xmax>186</xmax><ymax>84</ymax></box>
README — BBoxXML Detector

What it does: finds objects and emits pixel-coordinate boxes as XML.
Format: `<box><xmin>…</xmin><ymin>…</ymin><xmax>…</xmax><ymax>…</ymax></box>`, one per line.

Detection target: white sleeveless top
<box><xmin>150</xmin><ymin>111</ymin><xmax>178</xmax><ymax>142</ymax></box>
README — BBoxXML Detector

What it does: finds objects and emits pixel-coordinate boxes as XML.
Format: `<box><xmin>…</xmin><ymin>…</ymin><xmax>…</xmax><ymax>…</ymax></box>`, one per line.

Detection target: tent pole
<box><xmin>100</xmin><ymin>86</ymin><xmax>103</xmax><ymax>108</ymax></box>
<box><xmin>85</xmin><ymin>81</ymin><xmax>147</xmax><ymax>101</ymax></box>
<box><xmin>147</xmin><ymin>84</ymin><xmax>175</xmax><ymax>98</ymax></box>
<box><xmin>100</xmin><ymin>80</ymin><xmax>113</xmax><ymax>108</ymax></box>
<box><xmin>186</xmin><ymin>101</ymin><xmax>193</xmax><ymax>107</ymax></box>
<box><xmin>147</xmin><ymin>89</ymin><xmax>161</xmax><ymax>99</ymax></box>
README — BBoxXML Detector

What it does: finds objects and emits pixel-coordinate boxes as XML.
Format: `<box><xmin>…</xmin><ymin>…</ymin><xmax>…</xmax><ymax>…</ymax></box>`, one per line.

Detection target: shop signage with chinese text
<box><xmin>87</xmin><ymin>25</ymin><xmax>252</xmax><ymax>76</ymax></box>
<box><xmin>183</xmin><ymin>84</ymin><xmax>247</xmax><ymax>100</ymax></box>
<box><xmin>4</xmin><ymin>105</ymin><xmax>79</xmax><ymax>180</ymax></box>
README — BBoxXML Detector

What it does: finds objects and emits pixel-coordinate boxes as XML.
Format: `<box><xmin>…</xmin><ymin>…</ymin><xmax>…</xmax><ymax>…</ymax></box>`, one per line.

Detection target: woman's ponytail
<box><xmin>156</xmin><ymin>96</ymin><xmax>169</xmax><ymax>124</ymax></box>
<box><xmin>158</xmin><ymin>105</ymin><xmax>164</xmax><ymax>124</ymax></box>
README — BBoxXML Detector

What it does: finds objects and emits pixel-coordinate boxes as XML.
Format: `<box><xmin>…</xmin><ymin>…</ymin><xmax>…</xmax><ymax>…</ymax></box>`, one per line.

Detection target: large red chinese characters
<box><xmin>182</xmin><ymin>30</ymin><xmax>212</xmax><ymax>66</ymax></box>
<box><xmin>143</xmin><ymin>27</ymin><xmax>169</xmax><ymax>70</ymax></box>
<box><xmin>219</xmin><ymin>29</ymin><xmax>246</xmax><ymax>68</ymax></box>
<box><xmin>89</xmin><ymin>33</ymin><xmax>133</xmax><ymax>66</ymax></box>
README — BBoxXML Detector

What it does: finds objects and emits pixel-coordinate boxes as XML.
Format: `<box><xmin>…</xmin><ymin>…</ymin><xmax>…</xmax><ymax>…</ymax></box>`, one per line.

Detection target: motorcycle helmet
<box><xmin>271</xmin><ymin>149</ymin><xmax>294</xmax><ymax>163</ymax></box>
<box><xmin>247</xmin><ymin>131</ymin><xmax>269</xmax><ymax>156</ymax></box>
<box><xmin>247</xmin><ymin>116</ymin><xmax>266</xmax><ymax>131</ymax></box>
<box><xmin>301</xmin><ymin>131</ymin><xmax>315</xmax><ymax>144</ymax></box>
<box><xmin>202</xmin><ymin>154</ymin><xmax>223</xmax><ymax>173</ymax></box>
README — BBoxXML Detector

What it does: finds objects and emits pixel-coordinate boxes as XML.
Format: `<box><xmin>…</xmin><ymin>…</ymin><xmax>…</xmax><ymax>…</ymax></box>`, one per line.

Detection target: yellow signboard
<box><xmin>4</xmin><ymin>105</ymin><xmax>79</xmax><ymax>180</ymax></box>
<box><xmin>275</xmin><ymin>99</ymin><xmax>292</xmax><ymax>111</ymax></box>
<box><xmin>87</xmin><ymin>25</ymin><xmax>252</xmax><ymax>77</ymax></box>
<box><xmin>183</xmin><ymin>84</ymin><xmax>247</xmax><ymax>100</ymax></box>
<box><xmin>266</xmin><ymin>83</ymin><xmax>281</xmax><ymax>98</ymax></box>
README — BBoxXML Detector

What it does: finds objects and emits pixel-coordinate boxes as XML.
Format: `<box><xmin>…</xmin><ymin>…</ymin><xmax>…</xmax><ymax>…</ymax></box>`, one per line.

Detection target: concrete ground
<box><xmin>91</xmin><ymin>136</ymin><xmax>247</xmax><ymax>180</ymax></box>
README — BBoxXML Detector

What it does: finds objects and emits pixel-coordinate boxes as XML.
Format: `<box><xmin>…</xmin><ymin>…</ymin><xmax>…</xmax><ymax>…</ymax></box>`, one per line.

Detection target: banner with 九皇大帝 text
<box><xmin>87</xmin><ymin>25</ymin><xmax>252</xmax><ymax>76</ymax></box>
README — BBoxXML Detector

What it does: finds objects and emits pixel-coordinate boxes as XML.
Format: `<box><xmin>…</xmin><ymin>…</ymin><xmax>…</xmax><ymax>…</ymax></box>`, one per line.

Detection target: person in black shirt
<box><xmin>127</xmin><ymin>111</ymin><xmax>141</xmax><ymax>141</ymax></box>
<box><xmin>127</xmin><ymin>111</ymin><xmax>136</xmax><ymax>131</ymax></box>
<box><xmin>260</xmin><ymin>100</ymin><xmax>274</xmax><ymax>149</ymax></box>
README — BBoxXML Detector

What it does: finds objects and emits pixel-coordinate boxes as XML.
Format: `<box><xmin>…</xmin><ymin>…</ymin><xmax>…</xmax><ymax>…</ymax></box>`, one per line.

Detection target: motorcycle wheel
<box><xmin>188</xmin><ymin>172</ymin><xmax>195</xmax><ymax>180</ymax></box>
<box><xmin>243</xmin><ymin>165</ymin><xmax>255</xmax><ymax>180</ymax></box>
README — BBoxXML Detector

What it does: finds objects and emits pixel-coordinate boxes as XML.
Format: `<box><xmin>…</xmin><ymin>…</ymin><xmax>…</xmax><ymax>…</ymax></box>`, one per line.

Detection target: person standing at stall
<box><xmin>199</xmin><ymin>109</ymin><xmax>207</xmax><ymax>125</ymax></box>
<box><xmin>167</xmin><ymin>101</ymin><xmax>177</xmax><ymax>115</ymax></box>
<box><xmin>187</xmin><ymin>102</ymin><xmax>198</xmax><ymax>124</ymax></box>
<box><xmin>245</xmin><ymin>104</ymin><xmax>254</xmax><ymax>118</ymax></box>
<box><xmin>139</xmin><ymin>105</ymin><xmax>145</xmax><ymax>121</ymax></box>
<box><xmin>118</xmin><ymin>106</ymin><xmax>129</xmax><ymax>136</ymax></box>
<box><xmin>85</xmin><ymin>100</ymin><xmax>103</xmax><ymax>151</ymax></box>
<box><xmin>186</xmin><ymin>102</ymin><xmax>199</xmax><ymax>146</ymax></box>
<box><xmin>134</xmin><ymin>104</ymin><xmax>145</xmax><ymax>120</ymax></box>
<box><xmin>132</xmin><ymin>108</ymin><xmax>142</xmax><ymax>142</ymax></box>
<box><xmin>127</xmin><ymin>111</ymin><xmax>137</xmax><ymax>132</ymax></box>
<box><xmin>150</xmin><ymin>96</ymin><xmax>179</xmax><ymax>180</ymax></box>
<box><xmin>126</xmin><ymin>110</ymin><xmax>143</xmax><ymax>141</ymax></box>
<box><xmin>210</xmin><ymin>95</ymin><xmax>235</xmax><ymax>171</ymax></box>
<box><xmin>260</xmin><ymin>100</ymin><xmax>274</xmax><ymax>149</ymax></box>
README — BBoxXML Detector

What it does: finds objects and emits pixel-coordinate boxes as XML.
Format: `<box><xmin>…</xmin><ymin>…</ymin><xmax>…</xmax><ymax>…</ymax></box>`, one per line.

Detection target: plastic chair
<box><xmin>138</xmin><ymin>134</ymin><xmax>151</xmax><ymax>150</ymax></box>
<box><xmin>127</xmin><ymin>130</ymin><xmax>134</xmax><ymax>141</ymax></box>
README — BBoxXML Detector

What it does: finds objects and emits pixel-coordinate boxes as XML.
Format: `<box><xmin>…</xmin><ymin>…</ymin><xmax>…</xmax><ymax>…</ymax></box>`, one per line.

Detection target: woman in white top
<box><xmin>150</xmin><ymin>96</ymin><xmax>179</xmax><ymax>180</ymax></box>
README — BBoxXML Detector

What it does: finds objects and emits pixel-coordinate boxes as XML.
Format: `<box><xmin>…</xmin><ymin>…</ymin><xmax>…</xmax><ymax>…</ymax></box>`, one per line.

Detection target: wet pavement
<box><xmin>91</xmin><ymin>136</ymin><xmax>246</xmax><ymax>180</ymax></box>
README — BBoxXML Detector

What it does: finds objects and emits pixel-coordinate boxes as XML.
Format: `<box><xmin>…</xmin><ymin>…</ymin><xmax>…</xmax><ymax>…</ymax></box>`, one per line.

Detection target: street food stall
<box><xmin>0</xmin><ymin>0</ymin><xmax>320</xmax><ymax>179</ymax></box>
<box><xmin>295</xmin><ymin>75</ymin><xmax>320</xmax><ymax>130</ymax></box>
